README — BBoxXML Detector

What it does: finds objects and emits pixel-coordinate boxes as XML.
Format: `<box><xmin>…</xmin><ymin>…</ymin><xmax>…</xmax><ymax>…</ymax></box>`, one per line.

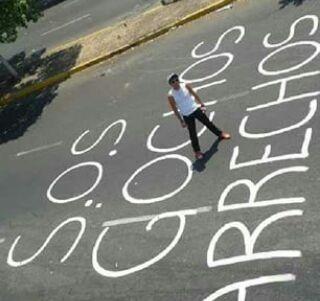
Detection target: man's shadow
<box><xmin>192</xmin><ymin>138</ymin><xmax>221</xmax><ymax>172</ymax></box>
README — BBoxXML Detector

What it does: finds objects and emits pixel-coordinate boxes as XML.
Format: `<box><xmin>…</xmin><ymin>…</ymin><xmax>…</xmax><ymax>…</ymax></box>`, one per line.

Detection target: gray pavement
<box><xmin>0</xmin><ymin>0</ymin><xmax>320</xmax><ymax>300</ymax></box>
<box><xmin>0</xmin><ymin>0</ymin><xmax>158</xmax><ymax>60</ymax></box>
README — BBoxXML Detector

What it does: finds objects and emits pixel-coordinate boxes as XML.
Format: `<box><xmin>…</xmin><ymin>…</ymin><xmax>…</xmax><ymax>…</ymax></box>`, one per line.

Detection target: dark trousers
<box><xmin>183</xmin><ymin>108</ymin><xmax>222</xmax><ymax>152</ymax></box>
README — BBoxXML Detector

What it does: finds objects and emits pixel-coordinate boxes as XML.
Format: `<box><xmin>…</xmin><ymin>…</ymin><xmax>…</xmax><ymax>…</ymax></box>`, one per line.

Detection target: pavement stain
<box><xmin>279</xmin><ymin>0</ymin><xmax>307</xmax><ymax>9</ymax></box>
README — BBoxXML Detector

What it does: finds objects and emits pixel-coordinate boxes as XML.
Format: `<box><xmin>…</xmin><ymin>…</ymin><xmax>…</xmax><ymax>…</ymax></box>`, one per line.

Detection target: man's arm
<box><xmin>186</xmin><ymin>84</ymin><xmax>205</xmax><ymax>108</ymax></box>
<box><xmin>168</xmin><ymin>96</ymin><xmax>186</xmax><ymax>127</ymax></box>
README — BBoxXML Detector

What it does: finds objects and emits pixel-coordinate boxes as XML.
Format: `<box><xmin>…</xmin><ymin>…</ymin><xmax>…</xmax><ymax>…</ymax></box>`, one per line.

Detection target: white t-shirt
<box><xmin>168</xmin><ymin>83</ymin><xmax>198</xmax><ymax>116</ymax></box>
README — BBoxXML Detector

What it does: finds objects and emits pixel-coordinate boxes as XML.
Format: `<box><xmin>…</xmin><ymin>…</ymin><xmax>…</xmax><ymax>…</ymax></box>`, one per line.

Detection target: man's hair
<box><xmin>167</xmin><ymin>73</ymin><xmax>179</xmax><ymax>84</ymax></box>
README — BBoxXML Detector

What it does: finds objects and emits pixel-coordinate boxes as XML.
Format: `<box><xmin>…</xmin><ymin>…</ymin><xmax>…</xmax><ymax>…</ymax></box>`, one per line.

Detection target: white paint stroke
<box><xmin>191</xmin><ymin>26</ymin><xmax>244</xmax><ymax>58</ymax></box>
<box><xmin>0</xmin><ymin>238</ymin><xmax>5</xmax><ymax>244</ymax></box>
<box><xmin>16</xmin><ymin>141</ymin><xmax>63</xmax><ymax>157</ymax></box>
<box><xmin>85</xmin><ymin>200</ymin><xmax>93</xmax><ymax>207</ymax></box>
<box><xmin>71</xmin><ymin>119</ymin><xmax>126</xmax><ymax>155</ymax></box>
<box><xmin>216</xmin><ymin>4</ymin><xmax>233</xmax><ymax>13</ymax></box>
<box><xmin>148</xmin><ymin>112</ymin><xmax>215</xmax><ymax>153</ymax></box>
<box><xmin>207</xmin><ymin>210</ymin><xmax>303</xmax><ymax>268</ymax></box>
<box><xmin>240</xmin><ymin>99</ymin><xmax>317</xmax><ymax>139</ymax></box>
<box><xmin>94</xmin><ymin>210</ymin><xmax>189</xmax><ymax>278</ymax></box>
<box><xmin>7</xmin><ymin>217</ymin><xmax>86</xmax><ymax>267</ymax></box>
<box><xmin>180</xmin><ymin>53</ymin><xmax>233</xmax><ymax>83</ymax></box>
<box><xmin>263</xmin><ymin>15</ymin><xmax>318</xmax><ymax>48</ymax></box>
<box><xmin>102</xmin><ymin>206</ymin><xmax>212</xmax><ymax>227</ymax></box>
<box><xmin>41</xmin><ymin>14</ymin><xmax>91</xmax><ymax>36</ymax></box>
<box><xmin>218</xmin><ymin>90</ymin><xmax>250</xmax><ymax>102</ymax></box>
<box><xmin>122</xmin><ymin>154</ymin><xmax>193</xmax><ymax>204</ymax></box>
<box><xmin>230</xmin><ymin>128</ymin><xmax>312</xmax><ymax>169</ymax></box>
<box><xmin>47</xmin><ymin>161</ymin><xmax>103</xmax><ymax>204</ymax></box>
<box><xmin>203</xmin><ymin>274</ymin><xmax>295</xmax><ymax>301</ymax></box>
<box><xmin>258</xmin><ymin>41</ymin><xmax>320</xmax><ymax>76</ymax></box>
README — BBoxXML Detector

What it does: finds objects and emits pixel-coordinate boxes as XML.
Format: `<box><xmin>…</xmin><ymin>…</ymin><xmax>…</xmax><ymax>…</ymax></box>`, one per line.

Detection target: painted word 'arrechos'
<box><xmin>204</xmin><ymin>15</ymin><xmax>319</xmax><ymax>301</ymax></box>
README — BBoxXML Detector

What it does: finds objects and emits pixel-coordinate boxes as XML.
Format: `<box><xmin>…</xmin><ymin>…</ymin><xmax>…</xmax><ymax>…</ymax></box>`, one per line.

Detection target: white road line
<box><xmin>102</xmin><ymin>206</ymin><xmax>212</xmax><ymax>227</ymax></box>
<box><xmin>16</xmin><ymin>141</ymin><xmax>63</xmax><ymax>157</ymax></box>
<box><xmin>218</xmin><ymin>90</ymin><xmax>250</xmax><ymax>102</ymax></box>
<box><xmin>41</xmin><ymin>14</ymin><xmax>91</xmax><ymax>36</ymax></box>
<box><xmin>0</xmin><ymin>238</ymin><xmax>5</xmax><ymax>244</ymax></box>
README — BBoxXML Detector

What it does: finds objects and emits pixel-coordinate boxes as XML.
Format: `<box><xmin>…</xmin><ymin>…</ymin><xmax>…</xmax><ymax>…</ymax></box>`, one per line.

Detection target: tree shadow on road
<box><xmin>279</xmin><ymin>0</ymin><xmax>307</xmax><ymax>9</ymax></box>
<box><xmin>0</xmin><ymin>44</ymin><xmax>82</xmax><ymax>95</ymax></box>
<box><xmin>38</xmin><ymin>0</ymin><xmax>68</xmax><ymax>11</ymax></box>
<box><xmin>0</xmin><ymin>86</ymin><xmax>58</xmax><ymax>144</ymax></box>
<box><xmin>0</xmin><ymin>44</ymin><xmax>82</xmax><ymax>145</ymax></box>
<box><xmin>192</xmin><ymin>138</ymin><xmax>221</xmax><ymax>172</ymax></box>
<box><xmin>0</xmin><ymin>49</ymin><xmax>46</xmax><ymax>93</ymax></box>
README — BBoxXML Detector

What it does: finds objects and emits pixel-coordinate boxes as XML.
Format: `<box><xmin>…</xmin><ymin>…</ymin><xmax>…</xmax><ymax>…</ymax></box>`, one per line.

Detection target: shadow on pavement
<box><xmin>0</xmin><ymin>44</ymin><xmax>82</xmax><ymax>95</ymax></box>
<box><xmin>192</xmin><ymin>138</ymin><xmax>221</xmax><ymax>172</ymax></box>
<box><xmin>39</xmin><ymin>0</ymin><xmax>68</xmax><ymax>11</ymax></box>
<box><xmin>279</xmin><ymin>0</ymin><xmax>307</xmax><ymax>9</ymax></box>
<box><xmin>0</xmin><ymin>86</ymin><xmax>57</xmax><ymax>144</ymax></box>
<box><xmin>161</xmin><ymin>0</ymin><xmax>181</xmax><ymax>5</ymax></box>
<box><xmin>0</xmin><ymin>44</ymin><xmax>82</xmax><ymax>145</ymax></box>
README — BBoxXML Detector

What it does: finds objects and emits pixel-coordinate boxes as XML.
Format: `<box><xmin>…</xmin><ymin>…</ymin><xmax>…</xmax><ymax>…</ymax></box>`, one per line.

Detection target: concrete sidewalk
<box><xmin>0</xmin><ymin>0</ymin><xmax>235</xmax><ymax>105</ymax></box>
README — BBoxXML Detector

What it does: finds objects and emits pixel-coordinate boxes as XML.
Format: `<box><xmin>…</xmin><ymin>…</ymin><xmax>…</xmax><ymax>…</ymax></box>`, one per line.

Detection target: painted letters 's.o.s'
<box><xmin>47</xmin><ymin>162</ymin><xmax>103</xmax><ymax>204</ymax></box>
<box><xmin>122</xmin><ymin>154</ymin><xmax>193</xmax><ymax>204</ymax></box>
<box><xmin>259</xmin><ymin>41</ymin><xmax>320</xmax><ymax>76</ymax></box>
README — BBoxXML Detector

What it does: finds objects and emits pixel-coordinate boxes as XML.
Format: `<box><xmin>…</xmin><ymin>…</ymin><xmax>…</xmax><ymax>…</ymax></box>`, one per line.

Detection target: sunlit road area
<box><xmin>0</xmin><ymin>0</ymin><xmax>320</xmax><ymax>300</ymax></box>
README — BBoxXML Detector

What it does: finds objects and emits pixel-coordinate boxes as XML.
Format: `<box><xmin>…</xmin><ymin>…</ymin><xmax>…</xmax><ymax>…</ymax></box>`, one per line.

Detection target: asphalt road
<box><xmin>0</xmin><ymin>0</ymin><xmax>320</xmax><ymax>300</ymax></box>
<box><xmin>0</xmin><ymin>0</ymin><xmax>158</xmax><ymax>60</ymax></box>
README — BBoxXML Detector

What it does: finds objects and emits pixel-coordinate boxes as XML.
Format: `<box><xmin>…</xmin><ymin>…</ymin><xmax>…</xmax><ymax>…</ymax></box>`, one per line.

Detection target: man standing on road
<box><xmin>167</xmin><ymin>73</ymin><xmax>231</xmax><ymax>160</ymax></box>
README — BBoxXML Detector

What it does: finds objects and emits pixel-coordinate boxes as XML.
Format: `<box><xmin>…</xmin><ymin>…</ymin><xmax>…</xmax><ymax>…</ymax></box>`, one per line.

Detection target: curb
<box><xmin>0</xmin><ymin>0</ymin><xmax>235</xmax><ymax>106</ymax></box>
